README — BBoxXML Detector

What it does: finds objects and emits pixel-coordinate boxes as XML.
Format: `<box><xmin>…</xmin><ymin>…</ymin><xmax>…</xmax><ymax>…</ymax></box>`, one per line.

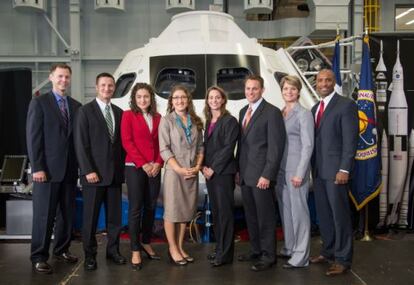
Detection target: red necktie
<box><xmin>243</xmin><ymin>107</ymin><xmax>252</xmax><ymax>131</ymax></box>
<box><xmin>316</xmin><ymin>100</ymin><xmax>324</xmax><ymax>128</ymax></box>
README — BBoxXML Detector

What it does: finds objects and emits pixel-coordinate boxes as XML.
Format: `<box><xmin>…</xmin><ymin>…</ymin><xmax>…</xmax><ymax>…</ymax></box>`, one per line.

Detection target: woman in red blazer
<box><xmin>121</xmin><ymin>83</ymin><xmax>163</xmax><ymax>270</ymax></box>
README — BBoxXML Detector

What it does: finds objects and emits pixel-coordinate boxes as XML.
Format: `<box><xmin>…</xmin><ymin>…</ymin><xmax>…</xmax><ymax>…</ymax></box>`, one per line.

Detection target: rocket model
<box><xmin>386</xmin><ymin>40</ymin><xmax>409</xmax><ymax>226</ymax></box>
<box><xmin>378</xmin><ymin>129</ymin><xmax>389</xmax><ymax>228</ymax></box>
<box><xmin>375</xmin><ymin>40</ymin><xmax>388</xmax><ymax>113</ymax></box>
<box><xmin>397</xmin><ymin>129</ymin><xmax>414</xmax><ymax>227</ymax></box>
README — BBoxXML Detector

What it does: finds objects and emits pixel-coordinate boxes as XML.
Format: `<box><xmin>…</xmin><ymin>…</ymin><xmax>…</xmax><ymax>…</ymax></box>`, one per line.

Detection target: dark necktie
<box><xmin>105</xmin><ymin>104</ymin><xmax>114</xmax><ymax>142</ymax></box>
<box><xmin>316</xmin><ymin>100</ymin><xmax>324</xmax><ymax>128</ymax></box>
<box><xmin>243</xmin><ymin>107</ymin><xmax>253</xmax><ymax>131</ymax></box>
<box><xmin>58</xmin><ymin>98</ymin><xmax>69</xmax><ymax>129</ymax></box>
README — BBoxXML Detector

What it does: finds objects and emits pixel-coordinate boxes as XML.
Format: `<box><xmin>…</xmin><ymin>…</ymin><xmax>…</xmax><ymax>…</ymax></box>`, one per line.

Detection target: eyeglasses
<box><xmin>172</xmin><ymin>96</ymin><xmax>188</xmax><ymax>101</ymax></box>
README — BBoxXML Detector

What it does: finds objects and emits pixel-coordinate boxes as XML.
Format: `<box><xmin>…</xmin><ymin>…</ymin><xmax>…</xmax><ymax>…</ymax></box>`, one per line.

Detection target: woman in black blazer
<box><xmin>202</xmin><ymin>86</ymin><xmax>239</xmax><ymax>267</ymax></box>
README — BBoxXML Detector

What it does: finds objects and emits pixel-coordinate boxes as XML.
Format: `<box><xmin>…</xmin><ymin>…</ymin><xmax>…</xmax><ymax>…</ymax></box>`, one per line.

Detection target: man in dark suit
<box><xmin>237</xmin><ymin>75</ymin><xmax>286</xmax><ymax>271</ymax></box>
<box><xmin>310</xmin><ymin>69</ymin><xmax>359</xmax><ymax>276</ymax></box>
<box><xmin>26</xmin><ymin>63</ymin><xmax>82</xmax><ymax>274</ymax></box>
<box><xmin>74</xmin><ymin>73</ymin><xmax>126</xmax><ymax>271</ymax></box>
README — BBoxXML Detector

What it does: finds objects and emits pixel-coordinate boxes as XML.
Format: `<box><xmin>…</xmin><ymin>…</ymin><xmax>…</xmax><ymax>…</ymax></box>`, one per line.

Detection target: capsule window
<box><xmin>113</xmin><ymin>73</ymin><xmax>136</xmax><ymax>99</ymax></box>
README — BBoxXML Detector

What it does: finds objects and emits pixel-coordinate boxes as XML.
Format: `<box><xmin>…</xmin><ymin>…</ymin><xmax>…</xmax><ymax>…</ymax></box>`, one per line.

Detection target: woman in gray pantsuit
<box><xmin>158</xmin><ymin>85</ymin><xmax>204</xmax><ymax>266</ymax></box>
<box><xmin>276</xmin><ymin>75</ymin><xmax>314</xmax><ymax>269</ymax></box>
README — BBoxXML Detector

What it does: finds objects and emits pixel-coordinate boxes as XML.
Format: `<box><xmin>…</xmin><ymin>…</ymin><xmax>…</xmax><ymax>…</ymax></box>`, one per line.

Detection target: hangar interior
<box><xmin>1</xmin><ymin>1</ymin><xmax>414</xmax><ymax>285</ymax></box>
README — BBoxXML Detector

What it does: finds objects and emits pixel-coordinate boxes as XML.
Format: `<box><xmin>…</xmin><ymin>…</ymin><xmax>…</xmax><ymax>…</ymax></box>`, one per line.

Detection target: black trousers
<box><xmin>30</xmin><ymin>181</ymin><xmax>76</xmax><ymax>263</ymax></box>
<box><xmin>206</xmin><ymin>173</ymin><xmax>235</xmax><ymax>263</ymax></box>
<box><xmin>314</xmin><ymin>177</ymin><xmax>353</xmax><ymax>267</ymax></box>
<box><xmin>82</xmin><ymin>185</ymin><xmax>122</xmax><ymax>258</ymax></box>
<box><xmin>241</xmin><ymin>184</ymin><xmax>276</xmax><ymax>263</ymax></box>
<box><xmin>125</xmin><ymin>166</ymin><xmax>161</xmax><ymax>251</ymax></box>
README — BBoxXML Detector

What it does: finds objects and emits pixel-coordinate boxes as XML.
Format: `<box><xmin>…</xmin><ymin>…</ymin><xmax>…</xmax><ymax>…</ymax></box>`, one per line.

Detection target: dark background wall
<box><xmin>0</xmin><ymin>68</ymin><xmax>31</xmax><ymax>227</ymax></box>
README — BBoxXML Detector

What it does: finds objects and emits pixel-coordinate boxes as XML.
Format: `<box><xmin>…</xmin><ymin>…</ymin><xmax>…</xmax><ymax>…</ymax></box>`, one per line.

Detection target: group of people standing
<box><xmin>26</xmin><ymin>63</ymin><xmax>358</xmax><ymax>278</ymax></box>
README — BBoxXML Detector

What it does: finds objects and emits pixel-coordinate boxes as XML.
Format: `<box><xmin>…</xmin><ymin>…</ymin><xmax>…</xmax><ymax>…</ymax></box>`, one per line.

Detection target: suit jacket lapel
<box><xmin>205</xmin><ymin>115</ymin><xmax>224</xmax><ymax>142</ymax></box>
<box><xmin>92</xmin><ymin>100</ymin><xmax>112</xmax><ymax>140</ymax></box>
<box><xmin>243</xmin><ymin>100</ymin><xmax>265</xmax><ymax>137</ymax></box>
<box><xmin>112</xmin><ymin>105</ymin><xmax>121</xmax><ymax>142</ymax></box>
<box><xmin>284</xmin><ymin>103</ymin><xmax>299</xmax><ymax>122</ymax></box>
<box><xmin>47</xmin><ymin>92</ymin><xmax>70</xmax><ymax>135</ymax></box>
<box><xmin>138</xmin><ymin>112</ymin><xmax>152</xmax><ymax>137</ymax></box>
<box><xmin>67</xmin><ymin>96</ymin><xmax>76</xmax><ymax>136</ymax></box>
<box><xmin>318</xmin><ymin>94</ymin><xmax>339</xmax><ymax>130</ymax></box>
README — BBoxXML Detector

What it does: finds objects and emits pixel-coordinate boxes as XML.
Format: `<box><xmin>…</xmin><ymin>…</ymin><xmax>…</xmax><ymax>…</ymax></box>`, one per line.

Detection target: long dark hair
<box><xmin>129</xmin><ymin>82</ymin><xmax>157</xmax><ymax>115</ymax></box>
<box><xmin>167</xmin><ymin>85</ymin><xmax>203</xmax><ymax>131</ymax></box>
<box><xmin>203</xmin><ymin>86</ymin><xmax>230</xmax><ymax>128</ymax></box>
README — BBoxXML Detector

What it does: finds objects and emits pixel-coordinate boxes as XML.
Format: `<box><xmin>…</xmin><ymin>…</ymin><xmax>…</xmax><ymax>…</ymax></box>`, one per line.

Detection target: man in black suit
<box><xmin>26</xmin><ymin>63</ymin><xmax>81</xmax><ymax>274</ymax></box>
<box><xmin>74</xmin><ymin>73</ymin><xmax>126</xmax><ymax>271</ymax></box>
<box><xmin>310</xmin><ymin>69</ymin><xmax>358</xmax><ymax>276</ymax></box>
<box><xmin>237</xmin><ymin>75</ymin><xmax>286</xmax><ymax>271</ymax></box>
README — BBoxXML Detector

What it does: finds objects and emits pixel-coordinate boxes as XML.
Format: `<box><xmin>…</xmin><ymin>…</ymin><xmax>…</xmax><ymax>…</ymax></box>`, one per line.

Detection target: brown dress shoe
<box><xmin>54</xmin><ymin>251</ymin><xmax>79</xmax><ymax>263</ymax></box>
<box><xmin>326</xmin><ymin>263</ymin><xmax>349</xmax><ymax>276</ymax></box>
<box><xmin>309</xmin><ymin>255</ymin><xmax>330</xmax><ymax>264</ymax></box>
<box><xmin>33</xmin><ymin>261</ymin><xmax>53</xmax><ymax>274</ymax></box>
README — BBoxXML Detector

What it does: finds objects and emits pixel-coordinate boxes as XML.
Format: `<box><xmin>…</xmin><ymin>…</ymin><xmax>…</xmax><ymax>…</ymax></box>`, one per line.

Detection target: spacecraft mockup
<box><xmin>110</xmin><ymin>11</ymin><xmax>319</xmax><ymax>206</ymax></box>
<box><xmin>375</xmin><ymin>40</ymin><xmax>388</xmax><ymax>113</ymax></box>
<box><xmin>386</xmin><ymin>40</ymin><xmax>409</xmax><ymax>226</ymax></box>
<box><xmin>378</xmin><ymin>129</ymin><xmax>388</xmax><ymax>227</ymax></box>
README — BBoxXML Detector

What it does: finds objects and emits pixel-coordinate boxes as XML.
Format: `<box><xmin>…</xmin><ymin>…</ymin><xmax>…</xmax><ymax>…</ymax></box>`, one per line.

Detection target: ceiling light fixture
<box><xmin>396</xmin><ymin>8</ymin><xmax>414</xmax><ymax>19</ymax></box>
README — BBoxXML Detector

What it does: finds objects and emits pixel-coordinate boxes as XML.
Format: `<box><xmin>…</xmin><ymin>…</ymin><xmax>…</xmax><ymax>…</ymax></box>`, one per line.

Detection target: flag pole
<box><xmin>361</xmin><ymin>204</ymin><xmax>374</xmax><ymax>242</ymax></box>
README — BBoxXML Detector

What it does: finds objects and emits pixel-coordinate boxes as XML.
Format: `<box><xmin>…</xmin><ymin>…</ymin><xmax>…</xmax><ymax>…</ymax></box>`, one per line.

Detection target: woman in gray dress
<box><xmin>276</xmin><ymin>75</ymin><xmax>314</xmax><ymax>269</ymax></box>
<box><xmin>158</xmin><ymin>85</ymin><xmax>204</xmax><ymax>266</ymax></box>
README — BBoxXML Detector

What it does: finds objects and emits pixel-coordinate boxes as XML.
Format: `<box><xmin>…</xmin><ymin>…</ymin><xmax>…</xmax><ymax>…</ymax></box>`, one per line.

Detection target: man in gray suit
<box><xmin>237</xmin><ymin>75</ymin><xmax>286</xmax><ymax>271</ymax></box>
<box><xmin>310</xmin><ymin>69</ymin><xmax>359</xmax><ymax>276</ymax></box>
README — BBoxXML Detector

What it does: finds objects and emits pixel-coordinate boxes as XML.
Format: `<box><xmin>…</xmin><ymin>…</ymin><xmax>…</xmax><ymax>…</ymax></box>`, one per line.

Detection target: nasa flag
<box><xmin>350</xmin><ymin>35</ymin><xmax>382</xmax><ymax>210</ymax></box>
<box><xmin>332</xmin><ymin>36</ymin><xmax>342</xmax><ymax>95</ymax></box>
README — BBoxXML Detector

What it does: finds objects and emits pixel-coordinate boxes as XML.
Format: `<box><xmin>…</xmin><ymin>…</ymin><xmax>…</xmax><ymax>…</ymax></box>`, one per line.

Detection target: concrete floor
<box><xmin>1</xmin><ymin>235</ymin><xmax>414</xmax><ymax>285</ymax></box>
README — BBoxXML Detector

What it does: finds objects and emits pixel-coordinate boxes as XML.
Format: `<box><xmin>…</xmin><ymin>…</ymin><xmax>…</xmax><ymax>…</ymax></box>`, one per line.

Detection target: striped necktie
<box><xmin>105</xmin><ymin>104</ymin><xmax>114</xmax><ymax>142</ymax></box>
<box><xmin>58</xmin><ymin>98</ymin><xmax>69</xmax><ymax>130</ymax></box>
<box><xmin>243</xmin><ymin>106</ymin><xmax>252</xmax><ymax>131</ymax></box>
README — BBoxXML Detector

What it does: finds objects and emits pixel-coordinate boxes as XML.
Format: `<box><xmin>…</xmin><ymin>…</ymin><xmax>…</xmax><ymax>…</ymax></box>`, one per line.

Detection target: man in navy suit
<box><xmin>75</xmin><ymin>73</ymin><xmax>125</xmax><ymax>271</ymax></box>
<box><xmin>27</xmin><ymin>63</ymin><xmax>82</xmax><ymax>274</ymax></box>
<box><xmin>237</xmin><ymin>75</ymin><xmax>286</xmax><ymax>271</ymax></box>
<box><xmin>310</xmin><ymin>69</ymin><xmax>359</xmax><ymax>276</ymax></box>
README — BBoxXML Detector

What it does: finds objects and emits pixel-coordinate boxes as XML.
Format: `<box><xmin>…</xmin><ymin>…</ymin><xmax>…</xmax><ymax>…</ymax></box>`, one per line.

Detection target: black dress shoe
<box><xmin>141</xmin><ymin>246</ymin><xmax>161</xmax><ymax>260</ymax></box>
<box><xmin>84</xmin><ymin>257</ymin><xmax>97</xmax><ymax>271</ymax></box>
<box><xmin>106</xmin><ymin>253</ymin><xmax>127</xmax><ymax>265</ymax></box>
<box><xmin>276</xmin><ymin>253</ymin><xmax>291</xmax><ymax>259</ymax></box>
<box><xmin>237</xmin><ymin>253</ymin><xmax>260</xmax><ymax>262</ymax></box>
<box><xmin>207</xmin><ymin>252</ymin><xmax>216</xmax><ymax>260</ymax></box>
<box><xmin>33</xmin><ymin>261</ymin><xmax>53</xmax><ymax>274</ymax></box>
<box><xmin>251</xmin><ymin>261</ymin><xmax>273</xmax><ymax>272</ymax></box>
<box><xmin>211</xmin><ymin>259</ymin><xmax>231</xmax><ymax>267</ymax></box>
<box><xmin>54</xmin><ymin>251</ymin><xmax>79</xmax><ymax>263</ymax></box>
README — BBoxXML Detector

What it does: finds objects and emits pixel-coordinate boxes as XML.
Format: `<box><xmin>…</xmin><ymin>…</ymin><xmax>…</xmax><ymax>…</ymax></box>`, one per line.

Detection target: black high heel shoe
<box><xmin>141</xmin><ymin>245</ymin><xmax>161</xmax><ymax>260</ymax></box>
<box><xmin>168</xmin><ymin>252</ymin><xmax>187</xmax><ymax>266</ymax></box>
<box><xmin>131</xmin><ymin>262</ymin><xmax>142</xmax><ymax>271</ymax></box>
<box><xmin>183</xmin><ymin>255</ymin><xmax>195</xmax><ymax>263</ymax></box>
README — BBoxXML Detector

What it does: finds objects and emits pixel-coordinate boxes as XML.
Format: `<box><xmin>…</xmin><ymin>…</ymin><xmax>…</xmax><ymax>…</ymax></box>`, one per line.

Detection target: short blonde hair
<box><xmin>280</xmin><ymin>75</ymin><xmax>302</xmax><ymax>91</ymax></box>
